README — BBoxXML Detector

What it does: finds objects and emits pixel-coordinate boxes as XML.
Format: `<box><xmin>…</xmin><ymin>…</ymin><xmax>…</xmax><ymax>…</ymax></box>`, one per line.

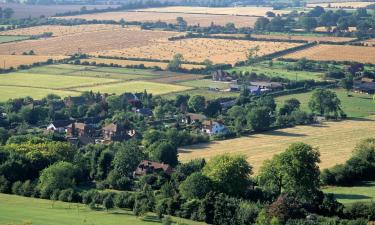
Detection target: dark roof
<box><xmin>137</xmin><ymin>108</ymin><xmax>153</xmax><ymax>116</ymax></box>
<box><xmin>354</xmin><ymin>81</ymin><xmax>375</xmax><ymax>91</ymax></box>
<box><xmin>50</xmin><ymin>120</ymin><xmax>73</xmax><ymax>128</ymax></box>
<box><xmin>136</xmin><ymin>160</ymin><xmax>174</xmax><ymax>175</ymax></box>
<box><xmin>186</xmin><ymin>113</ymin><xmax>207</xmax><ymax>121</ymax></box>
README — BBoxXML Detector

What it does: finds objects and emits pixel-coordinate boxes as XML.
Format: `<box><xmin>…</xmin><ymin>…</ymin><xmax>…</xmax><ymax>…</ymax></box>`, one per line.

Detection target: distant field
<box><xmin>138</xmin><ymin>6</ymin><xmax>291</xmax><ymax>17</ymax></box>
<box><xmin>178</xmin><ymin>79</ymin><xmax>231</xmax><ymax>89</ymax></box>
<box><xmin>307</xmin><ymin>2</ymin><xmax>374</xmax><ymax>8</ymax></box>
<box><xmin>0</xmin><ymin>55</ymin><xmax>67</xmax><ymax>69</ymax></box>
<box><xmin>0</xmin><ymin>35</ymin><xmax>30</xmax><ymax>43</ymax></box>
<box><xmin>0</xmin><ymin>86</ymin><xmax>78</xmax><ymax>101</ymax></box>
<box><xmin>324</xmin><ymin>181</ymin><xmax>375</xmax><ymax>204</ymax></box>
<box><xmin>180</xmin><ymin>116</ymin><xmax>375</xmax><ymax>173</ymax></box>
<box><xmin>0</xmin><ymin>194</ymin><xmax>205</xmax><ymax>225</ymax></box>
<box><xmin>0</xmin><ymin>27</ymin><xmax>178</xmax><ymax>56</ymax></box>
<box><xmin>0</xmin><ymin>3</ymin><xmax>117</xmax><ymax>18</ymax></box>
<box><xmin>251</xmin><ymin>34</ymin><xmax>354</xmax><ymax>43</ymax></box>
<box><xmin>0</xmin><ymin>24</ymin><xmax>123</xmax><ymax>37</ymax></box>
<box><xmin>74</xmin><ymin>81</ymin><xmax>193</xmax><ymax>95</ymax></box>
<box><xmin>282</xmin><ymin>44</ymin><xmax>375</xmax><ymax>64</ymax></box>
<box><xmin>163</xmin><ymin>88</ymin><xmax>239</xmax><ymax>100</ymax></box>
<box><xmin>58</xmin><ymin>11</ymin><xmax>258</xmax><ymax>27</ymax></box>
<box><xmin>96</xmin><ymin>38</ymin><xmax>302</xmax><ymax>65</ymax></box>
<box><xmin>275</xmin><ymin>89</ymin><xmax>375</xmax><ymax>118</ymax></box>
<box><xmin>82</xmin><ymin>57</ymin><xmax>205</xmax><ymax>70</ymax></box>
<box><xmin>363</xmin><ymin>38</ymin><xmax>375</xmax><ymax>47</ymax></box>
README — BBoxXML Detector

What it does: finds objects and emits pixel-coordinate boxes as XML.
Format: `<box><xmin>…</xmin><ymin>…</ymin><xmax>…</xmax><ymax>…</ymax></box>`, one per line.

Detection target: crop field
<box><xmin>163</xmin><ymin>88</ymin><xmax>239</xmax><ymax>100</ymax></box>
<box><xmin>178</xmin><ymin>79</ymin><xmax>231</xmax><ymax>89</ymax></box>
<box><xmin>148</xmin><ymin>74</ymin><xmax>206</xmax><ymax>84</ymax></box>
<box><xmin>179</xmin><ymin>115</ymin><xmax>375</xmax><ymax>173</ymax></box>
<box><xmin>74</xmin><ymin>81</ymin><xmax>193</xmax><ymax>95</ymax></box>
<box><xmin>0</xmin><ymin>55</ymin><xmax>67</xmax><ymax>69</ymax></box>
<box><xmin>323</xmin><ymin>181</ymin><xmax>375</xmax><ymax>204</ymax></box>
<box><xmin>96</xmin><ymin>38</ymin><xmax>302</xmax><ymax>65</ymax></box>
<box><xmin>82</xmin><ymin>57</ymin><xmax>205</xmax><ymax>70</ymax></box>
<box><xmin>251</xmin><ymin>34</ymin><xmax>355</xmax><ymax>43</ymax></box>
<box><xmin>59</xmin><ymin>11</ymin><xmax>258</xmax><ymax>27</ymax></box>
<box><xmin>307</xmin><ymin>2</ymin><xmax>374</xmax><ymax>8</ymax></box>
<box><xmin>0</xmin><ymin>35</ymin><xmax>30</xmax><ymax>43</ymax></box>
<box><xmin>282</xmin><ymin>44</ymin><xmax>375</xmax><ymax>64</ymax></box>
<box><xmin>138</xmin><ymin>6</ymin><xmax>291</xmax><ymax>17</ymax></box>
<box><xmin>275</xmin><ymin>88</ymin><xmax>375</xmax><ymax>118</ymax></box>
<box><xmin>0</xmin><ymin>3</ymin><xmax>117</xmax><ymax>18</ymax></box>
<box><xmin>363</xmin><ymin>38</ymin><xmax>375</xmax><ymax>47</ymax></box>
<box><xmin>0</xmin><ymin>27</ymin><xmax>179</xmax><ymax>56</ymax></box>
<box><xmin>0</xmin><ymin>194</ymin><xmax>205</xmax><ymax>225</ymax></box>
<box><xmin>0</xmin><ymin>24</ymin><xmax>124</xmax><ymax>37</ymax></box>
<box><xmin>0</xmin><ymin>64</ymin><xmax>194</xmax><ymax>101</ymax></box>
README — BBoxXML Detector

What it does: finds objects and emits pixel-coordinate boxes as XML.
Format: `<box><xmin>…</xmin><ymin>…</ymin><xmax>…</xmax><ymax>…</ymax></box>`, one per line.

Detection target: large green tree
<box><xmin>112</xmin><ymin>141</ymin><xmax>145</xmax><ymax>177</ymax></box>
<box><xmin>148</xmin><ymin>141</ymin><xmax>178</xmax><ymax>167</ymax></box>
<box><xmin>308</xmin><ymin>89</ymin><xmax>343</xmax><ymax>117</ymax></box>
<box><xmin>188</xmin><ymin>95</ymin><xmax>206</xmax><ymax>113</ymax></box>
<box><xmin>179</xmin><ymin>172</ymin><xmax>212</xmax><ymax>200</ymax></box>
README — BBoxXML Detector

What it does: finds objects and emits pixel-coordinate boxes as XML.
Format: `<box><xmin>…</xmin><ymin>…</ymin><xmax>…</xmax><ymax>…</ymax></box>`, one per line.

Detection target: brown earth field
<box><xmin>57</xmin><ymin>11</ymin><xmax>258</xmax><ymax>27</ymax></box>
<box><xmin>179</xmin><ymin>116</ymin><xmax>375</xmax><ymax>173</ymax></box>
<box><xmin>0</xmin><ymin>27</ymin><xmax>179</xmax><ymax>56</ymax></box>
<box><xmin>82</xmin><ymin>57</ymin><xmax>205</xmax><ymax>70</ymax></box>
<box><xmin>0</xmin><ymin>55</ymin><xmax>67</xmax><ymax>69</ymax></box>
<box><xmin>282</xmin><ymin>44</ymin><xmax>375</xmax><ymax>64</ymax></box>
<box><xmin>0</xmin><ymin>3</ymin><xmax>117</xmax><ymax>18</ymax></box>
<box><xmin>94</xmin><ymin>38</ymin><xmax>302</xmax><ymax>65</ymax></box>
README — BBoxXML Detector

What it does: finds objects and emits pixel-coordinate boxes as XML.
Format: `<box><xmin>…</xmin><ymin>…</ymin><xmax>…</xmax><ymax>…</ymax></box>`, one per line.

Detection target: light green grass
<box><xmin>75</xmin><ymin>81</ymin><xmax>193</xmax><ymax>95</ymax></box>
<box><xmin>0</xmin><ymin>73</ymin><xmax>117</xmax><ymax>89</ymax></box>
<box><xmin>0</xmin><ymin>86</ymin><xmax>79</xmax><ymax>101</ymax></box>
<box><xmin>163</xmin><ymin>88</ymin><xmax>239</xmax><ymax>100</ymax></box>
<box><xmin>178</xmin><ymin>79</ymin><xmax>231</xmax><ymax>89</ymax></box>
<box><xmin>323</xmin><ymin>181</ymin><xmax>375</xmax><ymax>204</ymax></box>
<box><xmin>0</xmin><ymin>35</ymin><xmax>30</xmax><ymax>43</ymax></box>
<box><xmin>0</xmin><ymin>193</ymin><xmax>205</xmax><ymax>225</ymax></box>
<box><xmin>275</xmin><ymin>89</ymin><xmax>375</xmax><ymax>118</ymax></box>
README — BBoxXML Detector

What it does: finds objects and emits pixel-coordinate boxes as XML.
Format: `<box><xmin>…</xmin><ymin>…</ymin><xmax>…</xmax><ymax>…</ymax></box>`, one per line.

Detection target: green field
<box><xmin>0</xmin><ymin>64</ymin><xmax>194</xmax><ymax>101</ymax></box>
<box><xmin>0</xmin><ymin>194</ymin><xmax>205</xmax><ymax>225</ymax></box>
<box><xmin>163</xmin><ymin>88</ymin><xmax>239</xmax><ymax>100</ymax></box>
<box><xmin>276</xmin><ymin>89</ymin><xmax>375</xmax><ymax>118</ymax></box>
<box><xmin>178</xmin><ymin>79</ymin><xmax>231</xmax><ymax>89</ymax></box>
<box><xmin>323</xmin><ymin>181</ymin><xmax>375</xmax><ymax>204</ymax></box>
<box><xmin>0</xmin><ymin>35</ymin><xmax>30</xmax><ymax>43</ymax></box>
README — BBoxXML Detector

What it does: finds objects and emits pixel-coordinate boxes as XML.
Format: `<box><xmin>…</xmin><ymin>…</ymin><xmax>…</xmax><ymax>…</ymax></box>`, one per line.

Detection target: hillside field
<box><xmin>179</xmin><ymin>116</ymin><xmax>375</xmax><ymax>173</ymax></box>
<box><xmin>323</xmin><ymin>181</ymin><xmax>375</xmax><ymax>204</ymax></box>
<box><xmin>0</xmin><ymin>194</ymin><xmax>205</xmax><ymax>225</ymax></box>
<box><xmin>0</xmin><ymin>55</ymin><xmax>67</xmax><ymax>69</ymax></box>
<box><xmin>0</xmin><ymin>35</ymin><xmax>30</xmax><ymax>43</ymax></box>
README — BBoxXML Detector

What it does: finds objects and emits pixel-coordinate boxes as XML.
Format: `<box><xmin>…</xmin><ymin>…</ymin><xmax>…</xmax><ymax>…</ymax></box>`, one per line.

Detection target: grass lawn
<box><xmin>0</xmin><ymin>86</ymin><xmax>79</xmax><ymax>101</ymax></box>
<box><xmin>275</xmin><ymin>88</ymin><xmax>375</xmax><ymax>118</ymax></box>
<box><xmin>323</xmin><ymin>181</ymin><xmax>375</xmax><ymax>204</ymax></box>
<box><xmin>178</xmin><ymin>79</ymin><xmax>231</xmax><ymax>89</ymax></box>
<box><xmin>0</xmin><ymin>194</ymin><xmax>205</xmax><ymax>225</ymax></box>
<box><xmin>0</xmin><ymin>35</ymin><xmax>30</xmax><ymax>43</ymax></box>
<box><xmin>180</xmin><ymin>116</ymin><xmax>375</xmax><ymax>173</ymax></box>
<box><xmin>75</xmin><ymin>81</ymin><xmax>193</xmax><ymax>95</ymax></box>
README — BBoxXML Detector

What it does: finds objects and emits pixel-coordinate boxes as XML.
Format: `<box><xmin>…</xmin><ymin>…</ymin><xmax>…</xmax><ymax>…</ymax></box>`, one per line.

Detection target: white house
<box><xmin>201</xmin><ymin>120</ymin><xmax>227</xmax><ymax>136</ymax></box>
<box><xmin>46</xmin><ymin>120</ymin><xmax>73</xmax><ymax>133</ymax></box>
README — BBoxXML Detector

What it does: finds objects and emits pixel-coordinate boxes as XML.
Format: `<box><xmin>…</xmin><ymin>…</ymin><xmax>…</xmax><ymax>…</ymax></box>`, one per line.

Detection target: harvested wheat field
<box><xmin>282</xmin><ymin>44</ymin><xmax>375</xmax><ymax>64</ymax></box>
<box><xmin>82</xmin><ymin>58</ymin><xmax>205</xmax><ymax>70</ymax></box>
<box><xmin>59</xmin><ymin>11</ymin><xmax>258</xmax><ymax>27</ymax></box>
<box><xmin>0</xmin><ymin>27</ymin><xmax>179</xmax><ymax>56</ymax></box>
<box><xmin>138</xmin><ymin>6</ymin><xmax>291</xmax><ymax>16</ymax></box>
<box><xmin>0</xmin><ymin>55</ymin><xmax>67</xmax><ymax>69</ymax></box>
<box><xmin>307</xmin><ymin>2</ymin><xmax>374</xmax><ymax>8</ymax></box>
<box><xmin>363</xmin><ymin>38</ymin><xmax>375</xmax><ymax>47</ymax></box>
<box><xmin>252</xmin><ymin>34</ymin><xmax>355</xmax><ymax>43</ymax></box>
<box><xmin>179</xmin><ymin>117</ymin><xmax>375</xmax><ymax>173</ymax></box>
<box><xmin>0</xmin><ymin>24</ymin><xmax>125</xmax><ymax>37</ymax></box>
<box><xmin>95</xmin><ymin>39</ymin><xmax>302</xmax><ymax>64</ymax></box>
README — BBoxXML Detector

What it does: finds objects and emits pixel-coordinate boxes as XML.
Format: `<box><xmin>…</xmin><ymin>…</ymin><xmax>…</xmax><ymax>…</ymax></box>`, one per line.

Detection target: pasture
<box><xmin>0</xmin><ymin>194</ymin><xmax>205</xmax><ymax>225</ymax></box>
<box><xmin>0</xmin><ymin>55</ymin><xmax>67</xmax><ymax>69</ymax></box>
<box><xmin>323</xmin><ymin>181</ymin><xmax>375</xmax><ymax>204</ymax></box>
<box><xmin>282</xmin><ymin>44</ymin><xmax>375</xmax><ymax>64</ymax></box>
<box><xmin>0</xmin><ymin>35</ymin><xmax>30</xmax><ymax>43</ymax></box>
<box><xmin>82</xmin><ymin>57</ymin><xmax>205</xmax><ymax>70</ymax></box>
<box><xmin>58</xmin><ymin>11</ymin><xmax>258</xmax><ymax>27</ymax></box>
<box><xmin>97</xmin><ymin>38</ymin><xmax>302</xmax><ymax>65</ymax></box>
<box><xmin>275</xmin><ymin>89</ymin><xmax>375</xmax><ymax>118</ymax></box>
<box><xmin>179</xmin><ymin>116</ymin><xmax>375</xmax><ymax>173</ymax></box>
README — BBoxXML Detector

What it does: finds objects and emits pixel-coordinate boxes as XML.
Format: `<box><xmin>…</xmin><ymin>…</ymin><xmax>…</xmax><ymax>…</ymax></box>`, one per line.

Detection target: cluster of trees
<box><xmin>0</xmin><ymin>7</ymin><xmax>14</xmax><ymax>19</ymax></box>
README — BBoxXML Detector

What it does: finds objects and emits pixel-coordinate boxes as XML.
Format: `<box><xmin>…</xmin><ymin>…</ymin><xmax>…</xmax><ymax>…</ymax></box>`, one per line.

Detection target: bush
<box><xmin>21</xmin><ymin>180</ymin><xmax>35</xmax><ymax>197</ymax></box>
<box><xmin>58</xmin><ymin>188</ymin><xmax>74</xmax><ymax>202</ymax></box>
<box><xmin>11</xmin><ymin>181</ymin><xmax>23</xmax><ymax>195</ymax></box>
<box><xmin>0</xmin><ymin>176</ymin><xmax>10</xmax><ymax>193</ymax></box>
<box><xmin>115</xmin><ymin>192</ymin><xmax>135</xmax><ymax>209</ymax></box>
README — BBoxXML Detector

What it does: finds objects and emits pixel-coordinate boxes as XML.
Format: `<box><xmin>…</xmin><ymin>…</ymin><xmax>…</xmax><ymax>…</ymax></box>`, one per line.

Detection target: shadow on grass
<box><xmin>346</xmin><ymin>117</ymin><xmax>375</xmax><ymax>122</ymax></box>
<box><xmin>141</xmin><ymin>215</ymin><xmax>161</xmax><ymax>223</ymax></box>
<box><xmin>264</xmin><ymin>130</ymin><xmax>307</xmax><ymax>137</ymax></box>
<box><xmin>334</xmin><ymin>194</ymin><xmax>371</xmax><ymax>201</ymax></box>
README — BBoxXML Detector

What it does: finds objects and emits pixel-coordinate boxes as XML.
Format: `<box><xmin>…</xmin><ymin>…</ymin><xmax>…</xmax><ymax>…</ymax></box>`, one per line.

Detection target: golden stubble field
<box><xmin>58</xmin><ymin>11</ymin><xmax>258</xmax><ymax>27</ymax></box>
<box><xmin>282</xmin><ymin>44</ymin><xmax>375</xmax><ymax>64</ymax></box>
<box><xmin>179</xmin><ymin>117</ymin><xmax>375</xmax><ymax>173</ymax></box>
<box><xmin>0</xmin><ymin>55</ymin><xmax>67</xmax><ymax>69</ymax></box>
<box><xmin>0</xmin><ymin>26</ymin><xmax>179</xmax><ymax>56</ymax></box>
<box><xmin>251</xmin><ymin>34</ymin><xmax>355</xmax><ymax>43</ymax></box>
<box><xmin>95</xmin><ymin>38</ymin><xmax>302</xmax><ymax>64</ymax></box>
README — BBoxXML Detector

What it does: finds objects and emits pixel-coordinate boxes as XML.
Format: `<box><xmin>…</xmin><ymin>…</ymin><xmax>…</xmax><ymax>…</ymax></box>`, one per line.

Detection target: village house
<box><xmin>46</xmin><ymin>120</ymin><xmax>73</xmax><ymax>133</ymax></box>
<box><xmin>229</xmin><ymin>84</ymin><xmax>261</xmax><ymax>95</ymax></box>
<box><xmin>250</xmin><ymin>81</ymin><xmax>284</xmax><ymax>91</ymax></box>
<box><xmin>212</xmin><ymin>70</ymin><xmax>232</xmax><ymax>81</ymax></box>
<box><xmin>136</xmin><ymin>108</ymin><xmax>153</xmax><ymax>117</ymax></box>
<box><xmin>201</xmin><ymin>120</ymin><xmax>228</xmax><ymax>136</ymax></box>
<box><xmin>102</xmin><ymin>123</ymin><xmax>135</xmax><ymax>142</ymax></box>
<box><xmin>182</xmin><ymin>113</ymin><xmax>207</xmax><ymax>124</ymax></box>
<box><xmin>66</xmin><ymin>122</ymin><xmax>96</xmax><ymax>137</ymax></box>
<box><xmin>353</xmin><ymin>80</ymin><xmax>375</xmax><ymax>94</ymax></box>
<box><xmin>133</xmin><ymin>160</ymin><xmax>175</xmax><ymax>177</ymax></box>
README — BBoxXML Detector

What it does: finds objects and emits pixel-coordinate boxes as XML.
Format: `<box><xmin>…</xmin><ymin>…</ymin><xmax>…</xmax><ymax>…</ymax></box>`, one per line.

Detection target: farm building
<box><xmin>133</xmin><ymin>160</ymin><xmax>175</xmax><ymax>177</ymax></box>
<box><xmin>182</xmin><ymin>113</ymin><xmax>207</xmax><ymax>124</ymax></box>
<box><xmin>201</xmin><ymin>120</ymin><xmax>228</xmax><ymax>136</ymax></box>
<box><xmin>46</xmin><ymin>120</ymin><xmax>73</xmax><ymax>133</ymax></box>
<box><xmin>353</xmin><ymin>81</ymin><xmax>375</xmax><ymax>94</ymax></box>
<box><xmin>212</xmin><ymin>70</ymin><xmax>232</xmax><ymax>81</ymax></box>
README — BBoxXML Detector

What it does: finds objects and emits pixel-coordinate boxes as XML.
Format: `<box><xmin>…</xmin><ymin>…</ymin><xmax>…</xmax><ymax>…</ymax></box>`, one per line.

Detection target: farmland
<box><xmin>275</xmin><ymin>89</ymin><xmax>375</xmax><ymax>118</ymax></box>
<box><xmin>0</xmin><ymin>55</ymin><xmax>67</xmax><ymax>69</ymax></box>
<box><xmin>58</xmin><ymin>11</ymin><xmax>258</xmax><ymax>27</ymax></box>
<box><xmin>0</xmin><ymin>194</ymin><xmax>205</xmax><ymax>225</ymax></box>
<box><xmin>179</xmin><ymin>115</ymin><xmax>375</xmax><ymax>173</ymax></box>
<box><xmin>251</xmin><ymin>34</ymin><xmax>355</xmax><ymax>43</ymax></box>
<box><xmin>307</xmin><ymin>1</ymin><xmax>374</xmax><ymax>8</ymax></box>
<box><xmin>323</xmin><ymin>181</ymin><xmax>375</xmax><ymax>204</ymax></box>
<box><xmin>82</xmin><ymin>57</ymin><xmax>205</xmax><ymax>70</ymax></box>
<box><xmin>282</xmin><ymin>44</ymin><xmax>375</xmax><ymax>64</ymax></box>
<box><xmin>0</xmin><ymin>35</ymin><xmax>30</xmax><ymax>43</ymax></box>
<box><xmin>97</xmin><ymin>38</ymin><xmax>302</xmax><ymax>65</ymax></box>
<box><xmin>0</xmin><ymin>27</ymin><xmax>179</xmax><ymax>56</ymax></box>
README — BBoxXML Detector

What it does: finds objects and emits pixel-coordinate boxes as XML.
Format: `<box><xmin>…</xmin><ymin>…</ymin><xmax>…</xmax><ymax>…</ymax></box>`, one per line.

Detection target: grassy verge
<box><xmin>323</xmin><ymin>181</ymin><xmax>375</xmax><ymax>204</ymax></box>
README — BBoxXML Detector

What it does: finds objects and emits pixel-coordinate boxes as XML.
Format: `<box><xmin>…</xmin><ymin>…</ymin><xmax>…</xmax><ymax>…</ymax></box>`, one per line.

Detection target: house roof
<box><xmin>354</xmin><ymin>81</ymin><xmax>375</xmax><ymax>91</ymax></box>
<box><xmin>250</xmin><ymin>81</ymin><xmax>283</xmax><ymax>88</ymax></box>
<box><xmin>50</xmin><ymin>120</ymin><xmax>73</xmax><ymax>128</ymax></box>
<box><xmin>187</xmin><ymin>113</ymin><xmax>207</xmax><ymax>121</ymax></box>
<box><xmin>137</xmin><ymin>160</ymin><xmax>174</xmax><ymax>175</ymax></box>
<box><xmin>102</xmin><ymin>123</ymin><xmax>127</xmax><ymax>132</ymax></box>
<box><xmin>137</xmin><ymin>108</ymin><xmax>153</xmax><ymax>116</ymax></box>
<box><xmin>68</xmin><ymin>122</ymin><xmax>91</xmax><ymax>130</ymax></box>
